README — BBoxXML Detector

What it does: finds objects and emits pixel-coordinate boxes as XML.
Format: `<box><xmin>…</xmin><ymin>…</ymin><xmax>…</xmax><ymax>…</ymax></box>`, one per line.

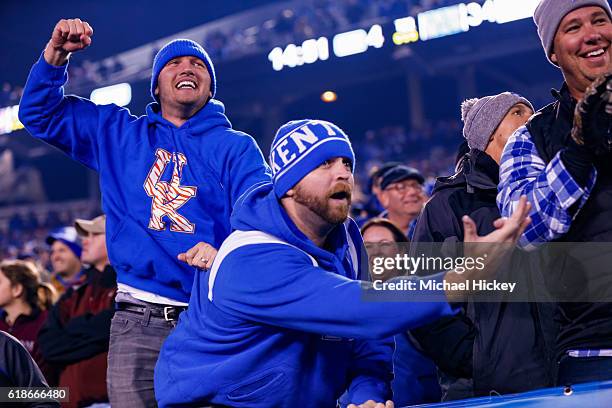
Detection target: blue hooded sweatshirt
<box><xmin>18</xmin><ymin>55</ymin><xmax>271</xmax><ymax>302</ymax></box>
<box><xmin>155</xmin><ymin>182</ymin><xmax>455</xmax><ymax>407</ymax></box>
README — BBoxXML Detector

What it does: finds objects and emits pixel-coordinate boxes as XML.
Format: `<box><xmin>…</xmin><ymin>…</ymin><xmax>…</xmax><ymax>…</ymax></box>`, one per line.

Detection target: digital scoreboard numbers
<box><xmin>268</xmin><ymin>37</ymin><xmax>329</xmax><ymax>71</ymax></box>
<box><xmin>332</xmin><ymin>24</ymin><xmax>384</xmax><ymax>58</ymax></box>
<box><xmin>267</xmin><ymin>0</ymin><xmax>540</xmax><ymax>71</ymax></box>
<box><xmin>268</xmin><ymin>24</ymin><xmax>384</xmax><ymax>71</ymax></box>
<box><xmin>396</xmin><ymin>0</ymin><xmax>538</xmax><ymax>42</ymax></box>
<box><xmin>392</xmin><ymin>17</ymin><xmax>419</xmax><ymax>45</ymax></box>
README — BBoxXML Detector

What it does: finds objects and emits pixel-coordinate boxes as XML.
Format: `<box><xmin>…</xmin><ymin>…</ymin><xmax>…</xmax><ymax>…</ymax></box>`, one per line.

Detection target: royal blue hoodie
<box><xmin>155</xmin><ymin>183</ymin><xmax>455</xmax><ymax>407</ymax></box>
<box><xmin>18</xmin><ymin>55</ymin><xmax>271</xmax><ymax>302</ymax></box>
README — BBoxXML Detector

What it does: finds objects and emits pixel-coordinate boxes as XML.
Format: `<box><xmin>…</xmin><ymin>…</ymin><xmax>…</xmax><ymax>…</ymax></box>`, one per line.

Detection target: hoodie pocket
<box><xmin>226</xmin><ymin>368</ymin><xmax>288</xmax><ymax>404</ymax></box>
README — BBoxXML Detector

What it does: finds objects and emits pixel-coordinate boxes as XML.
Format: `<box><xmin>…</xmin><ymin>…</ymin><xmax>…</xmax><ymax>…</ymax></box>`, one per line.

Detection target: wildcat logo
<box><xmin>144</xmin><ymin>148</ymin><xmax>197</xmax><ymax>233</ymax></box>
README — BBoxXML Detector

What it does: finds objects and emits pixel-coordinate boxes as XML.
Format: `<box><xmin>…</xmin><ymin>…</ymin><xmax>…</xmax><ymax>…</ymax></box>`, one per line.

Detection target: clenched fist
<box><xmin>44</xmin><ymin>18</ymin><xmax>93</xmax><ymax>66</ymax></box>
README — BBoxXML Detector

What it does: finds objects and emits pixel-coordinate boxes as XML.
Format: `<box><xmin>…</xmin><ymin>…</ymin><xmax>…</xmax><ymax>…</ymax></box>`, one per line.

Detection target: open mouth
<box><xmin>329</xmin><ymin>191</ymin><xmax>351</xmax><ymax>202</ymax></box>
<box><xmin>582</xmin><ymin>47</ymin><xmax>608</xmax><ymax>60</ymax></box>
<box><xmin>175</xmin><ymin>80</ymin><xmax>197</xmax><ymax>90</ymax></box>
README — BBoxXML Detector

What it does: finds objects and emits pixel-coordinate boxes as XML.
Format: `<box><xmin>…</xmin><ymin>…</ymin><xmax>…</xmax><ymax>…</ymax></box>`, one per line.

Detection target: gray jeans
<box><xmin>107</xmin><ymin>308</ymin><xmax>177</xmax><ymax>408</ymax></box>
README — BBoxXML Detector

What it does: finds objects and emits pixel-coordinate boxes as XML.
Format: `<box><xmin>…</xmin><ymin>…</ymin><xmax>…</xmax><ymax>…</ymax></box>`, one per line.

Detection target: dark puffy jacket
<box><xmin>38</xmin><ymin>265</ymin><xmax>116</xmax><ymax>408</ymax></box>
<box><xmin>411</xmin><ymin>149</ymin><xmax>555</xmax><ymax>397</ymax></box>
<box><xmin>0</xmin><ymin>330</ymin><xmax>59</xmax><ymax>407</ymax></box>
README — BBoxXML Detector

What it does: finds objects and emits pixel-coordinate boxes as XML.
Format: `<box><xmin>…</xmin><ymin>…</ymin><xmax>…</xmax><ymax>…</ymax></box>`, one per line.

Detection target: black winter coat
<box><xmin>411</xmin><ymin>150</ymin><xmax>555</xmax><ymax>397</ymax></box>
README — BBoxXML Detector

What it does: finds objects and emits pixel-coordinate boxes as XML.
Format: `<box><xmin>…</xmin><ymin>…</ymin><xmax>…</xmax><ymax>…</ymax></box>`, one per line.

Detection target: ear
<box><xmin>550</xmin><ymin>51</ymin><xmax>558</xmax><ymax>64</ymax></box>
<box><xmin>379</xmin><ymin>191</ymin><xmax>389</xmax><ymax>207</ymax></box>
<box><xmin>11</xmin><ymin>283</ymin><xmax>23</xmax><ymax>299</ymax></box>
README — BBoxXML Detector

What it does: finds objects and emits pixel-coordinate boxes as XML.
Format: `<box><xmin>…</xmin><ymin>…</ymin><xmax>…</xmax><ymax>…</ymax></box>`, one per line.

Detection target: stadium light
<box><xmin>321</xmin><ymin>91</ymin><xmax>337</xmax><ymax>103</ymax></box>
<box><xmin>0</xmin><ymin>105</ymin><xmax>23</xmax><ymax>136</ymax></box>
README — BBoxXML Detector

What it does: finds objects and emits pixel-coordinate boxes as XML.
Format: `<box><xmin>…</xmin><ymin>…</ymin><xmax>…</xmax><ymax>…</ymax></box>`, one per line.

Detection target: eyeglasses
<box><xmin>384</xmin><ymin>182</ymin><xmax>422</xmax><ymax>194</ymax></box>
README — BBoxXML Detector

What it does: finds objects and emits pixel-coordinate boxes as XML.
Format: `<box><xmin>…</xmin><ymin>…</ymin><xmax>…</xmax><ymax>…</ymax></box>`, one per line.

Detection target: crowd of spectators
<box><xmin>0</xmin><ymin>82</ymin><xmax>23</xmax><ymax>108</ymax></box>
<box><xmin>0</xmin><ymin>205</ymin><xmax>101</xmax><ymax>272</ymax></box>
<box><xmin>203</xmin><ymin>0</ymin><xmax>463</xmax><ymax>61</ymax></box>
<box><xmin>355</xmin><ymin>119</ymin><xmax>459</xmax><ymax>180</ymax></box>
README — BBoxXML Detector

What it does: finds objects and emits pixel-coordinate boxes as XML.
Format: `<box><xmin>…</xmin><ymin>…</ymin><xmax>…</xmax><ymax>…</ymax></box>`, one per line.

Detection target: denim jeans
<box><xmin>107</xmin><ymin>308</ymin><xmax>177</xmax><ymax>408</ymax></box>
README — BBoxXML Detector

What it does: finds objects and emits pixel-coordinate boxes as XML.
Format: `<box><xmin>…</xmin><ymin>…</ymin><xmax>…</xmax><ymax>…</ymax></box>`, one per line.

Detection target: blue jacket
<box><xmin>18</xmin><ymin>55</ymin><xmax>271</xmax><ymax>302</ymax></box>
<box><xmin>155</xmin><ymin>182</ymin><xmax>455</xmax><ymax>407</ymax></box>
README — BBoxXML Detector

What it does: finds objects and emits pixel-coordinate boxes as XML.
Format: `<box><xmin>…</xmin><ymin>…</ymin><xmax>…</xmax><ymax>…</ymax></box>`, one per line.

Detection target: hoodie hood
<box><xmin>433</xmin><ymin>149</ymin><xmax>499</xmax><ymax>195</ymax></box>
<box><xmin>145</xmin><ymin>98</ymin><xmax>231</xmax><ymax>134</ymax></box>
<box><xmin>231</xmin><ymin>182</ymin><xmax>358</xmax><ymax>274</ymax></box>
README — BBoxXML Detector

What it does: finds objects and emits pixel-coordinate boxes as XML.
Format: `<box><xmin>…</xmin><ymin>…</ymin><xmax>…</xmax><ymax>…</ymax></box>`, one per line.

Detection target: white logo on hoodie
<box><xmin>144</xmin><ymin>148</ymin><xmax>197</xmax><ymax>233</ymax></box>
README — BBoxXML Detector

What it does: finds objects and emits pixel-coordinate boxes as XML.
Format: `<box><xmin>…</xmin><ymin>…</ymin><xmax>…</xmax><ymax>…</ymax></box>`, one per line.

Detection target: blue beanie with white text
<box><xmin>270</xmin><ymin>119</ymin><xmax>355</xmax><ymax>198</ymax></box>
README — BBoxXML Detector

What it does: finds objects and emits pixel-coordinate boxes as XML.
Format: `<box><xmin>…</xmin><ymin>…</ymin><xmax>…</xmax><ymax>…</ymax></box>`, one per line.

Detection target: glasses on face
<box><xmin>384</xmin><ymin>182</ymin><xmax>422</xmax><ymax>194</ymax></box>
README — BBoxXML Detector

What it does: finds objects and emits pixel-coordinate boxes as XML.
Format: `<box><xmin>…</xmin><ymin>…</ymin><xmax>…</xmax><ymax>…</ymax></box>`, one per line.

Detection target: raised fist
<box><xmin>572</xmin><ymin>72</ymin><xmax>612</xmax><ymax>156</ymax></box>
<box><xmin>44</xmin><ymin>18</ymin><xmax>93</xmax><ymax>66</ymax></box>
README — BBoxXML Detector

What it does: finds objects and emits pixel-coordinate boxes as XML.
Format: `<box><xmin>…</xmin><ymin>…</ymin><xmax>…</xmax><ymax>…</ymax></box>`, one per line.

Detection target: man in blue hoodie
<box><xmin>18</xmin><ymin>19</ymin><xmax>271</xmax><ymax>407</ymax></box>
<box><xmin>154</xmin><ymin>119</ymin><xmax>531</xmax><ymax>407</ymax></box>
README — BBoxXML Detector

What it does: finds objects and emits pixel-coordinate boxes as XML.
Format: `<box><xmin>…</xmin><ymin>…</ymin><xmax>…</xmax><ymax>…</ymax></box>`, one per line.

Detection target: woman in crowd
<box><xmin>0</xmin><ymin>259</ymin><xmax>58</xmax><ymax>383</ymax></box>
<box><xmin>361</xmin><ymin>218</ymin><xmax>442</xmax><ymax>405</ymax></box>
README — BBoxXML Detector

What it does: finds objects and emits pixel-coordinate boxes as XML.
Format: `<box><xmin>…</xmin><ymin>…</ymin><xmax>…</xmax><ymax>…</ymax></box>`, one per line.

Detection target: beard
<box><xmin>293</xmin><ymin>183</ymin><xmax>352</xmax><ymax>225</ymax></box>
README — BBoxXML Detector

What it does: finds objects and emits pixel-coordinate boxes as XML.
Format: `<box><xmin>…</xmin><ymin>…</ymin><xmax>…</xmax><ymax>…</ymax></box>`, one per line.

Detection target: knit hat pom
<box><xmin>461</xmin><ymin>98</ymin><xmax>479</xmax><ymax>123</ymax></box>
<box><xmin>461</xmin><ymin>92</ymin><xmax>533</xmax><ymax>151</ymax></box>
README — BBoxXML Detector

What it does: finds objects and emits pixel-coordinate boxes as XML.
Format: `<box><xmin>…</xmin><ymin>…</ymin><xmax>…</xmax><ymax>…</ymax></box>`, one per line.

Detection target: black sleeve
<box><xmin>560</xmin><ymin>142</ymin><xmax>594</xmax><ymax>188</ymax></box>
<box><xmin>412</xmin><ymin>193</ymin><xmax>464</xmax><ymax>244</ymax></box>
<box><xmin>410</xmin><ymin>192</ymin><xmax>475</xmax><ymax>379</ymax></box>
<box><xmin>410</xmin><ymin>314</ymin><xmax>475</xmax><ymax>378</ymax></box>
<box><xmin>37</xmin><ymin>302</ymin><xmax>113</xmax><ymax>365</ymax></box>
<box><xmin>0</xmin><ymin>332</ymin><xmax>60</xmax><ymax>407</ymax></box>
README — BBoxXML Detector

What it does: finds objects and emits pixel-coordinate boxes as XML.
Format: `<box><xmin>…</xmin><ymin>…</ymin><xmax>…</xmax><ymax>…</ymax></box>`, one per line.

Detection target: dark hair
<box><xmin>0</xmin><ymin>260</ymin><xmax>57</xmax><ymax>311</ymax></box>
<box><xmin>360</xmin><ymin>218</ymin><xmax>408</xmax><ymax>243</ymax></box>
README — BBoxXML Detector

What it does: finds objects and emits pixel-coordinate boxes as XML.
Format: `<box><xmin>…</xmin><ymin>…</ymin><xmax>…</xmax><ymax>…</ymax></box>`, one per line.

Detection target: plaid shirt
<box><xmin>497</xmin><ymin>125</ymin><xmax>597</xmax><ymax>249</ymax></box>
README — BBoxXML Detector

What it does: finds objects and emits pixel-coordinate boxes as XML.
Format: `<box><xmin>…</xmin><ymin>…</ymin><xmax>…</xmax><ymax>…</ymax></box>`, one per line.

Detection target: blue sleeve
<box><xmin>345</xmin><ymin>218</ymin><xmax>394</xmax><ymax>404</ymax></box>
<box><xmin>497</xmin><ymin>126</ymin><xmax>597</xmax><ymax>249</ymax></box>
<box><xmin>210</xmin><ymin>244</ymin><xmax>455</xmax><ymax>340</ymax></box>
<box><xmin>344</xmin><ymin>337</ymin><xmax>394</xmax><ymax>405</ymax></box>
<box><xmin>224</xmin><ymin>134</ymin><xmax>272</xmax><ymax>206</ymax></box>
<box><xmin>18</xmin><ymin>54</ymin><xmax>129</xmax><ymax>171</ymax></box>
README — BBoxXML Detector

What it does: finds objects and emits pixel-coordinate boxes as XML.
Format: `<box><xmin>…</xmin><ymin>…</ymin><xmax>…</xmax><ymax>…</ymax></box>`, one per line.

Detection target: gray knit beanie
<box><xmin>534</xmin><ymin>0</ymin><xmax>612</xmax><ymax>65</ymax></box>
<box><xmin>461</xmin><ymin>92</ymin><xmax>534</xmax><ymax>151</ymax></box>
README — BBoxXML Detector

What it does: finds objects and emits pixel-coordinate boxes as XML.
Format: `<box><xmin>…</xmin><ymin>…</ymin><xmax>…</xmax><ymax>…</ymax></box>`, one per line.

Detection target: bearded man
<box><xmin>154</xmin><ymin>119</ymin><xmax>529</xmax><ymax>408</ymax></box>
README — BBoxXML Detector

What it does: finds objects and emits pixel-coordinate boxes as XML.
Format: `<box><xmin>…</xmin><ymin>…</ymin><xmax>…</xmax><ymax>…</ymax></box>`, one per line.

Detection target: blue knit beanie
<box><xmin>46</xmin><ymin>227</ymin><xmax>82</xmax><ymax>259</ymax></box>
<box><xmin>270</xmin><ymin>119</ymin><xmax>355</xmax><ymax>198</ymax></box>
<box><xmin>150</xmin><ymin>39</ymin><xmax>216</xmax><ymax>102</ymax></box>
